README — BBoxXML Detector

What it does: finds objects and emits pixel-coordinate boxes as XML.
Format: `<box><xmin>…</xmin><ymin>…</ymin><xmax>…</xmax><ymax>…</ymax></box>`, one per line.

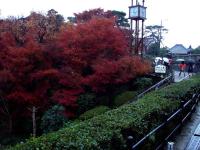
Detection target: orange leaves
<box><xmin>119</xmin><ymin>56</ymin><xmax>152</xmax><ymax>76</ymax></box>
<box><xmin>83</xmin><ymin>56</ymin><xmax>152</xmax><ymax>92</ymax></box>
<box><xmin>7</xmin><ymin>90</ymin><xmax>37</xmax><ymax>105</ymax></box>
<box><xmin>52</xmin><ymin>89</ymin><xmax>82</xmax><ymax>107</ymax></box>
<box><xmin>57</xmin><ymin>18</ymin><xmax>129</xmax><ymax>65</ymax></box>
<box><xmin>31</xmin><ymin>69</ymin><xmax>60</xmax><ymax>81</ymax></box>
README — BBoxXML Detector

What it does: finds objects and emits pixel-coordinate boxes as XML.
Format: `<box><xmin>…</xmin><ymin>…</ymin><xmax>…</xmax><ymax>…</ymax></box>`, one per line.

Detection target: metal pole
<box><xmin>141</xmin><ymin>20</ymin><xmax>144</xmax><ymax>57</ymax></box>
<box><xmin>131</xmin><ymin>0</ymin><xmax>133</xmax><ymax>54</ymax></box>
<box><xmin>130</xmin><ymin>19</ymin><xmax>133</xmax><ymax>54</ymax></box>
<box><xmin>135</xmin><ymin>20</ymin><xmax>138</xmax><ymax>55</ymax></box>
<box><xmin>137</xmin><ymin>20</ymin><xmax>140</xmax><ymax>55</ymax></box>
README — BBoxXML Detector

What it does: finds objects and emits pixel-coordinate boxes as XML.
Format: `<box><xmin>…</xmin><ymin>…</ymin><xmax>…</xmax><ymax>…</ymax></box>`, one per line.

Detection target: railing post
<box><xmin>198</xmin><ymin>94</ymin><xmax>200</xmax><ymax>103</ymax></box>
<box><xmin>127</xmin><ymin>136</ymin><xmax>134</xmax><ymax>149</ymax></box>
<box><xmin>167</xmin><ymin>141</ymin><xmax>174</xmax><ymax>150</ymax></box>
<box><xmin>180</xmin><ymin>100</ymin><xmax>185</xmax><ymax>125</ymax></box>
<box><xmin>192</xmin><ymin>94</ymin><xmax>196</xmax><ymax>113</ymax></box>
<box><xmin>155</xmin><ymin>86</ymin><xmax>159</xmax><ymax>90</ymax></box>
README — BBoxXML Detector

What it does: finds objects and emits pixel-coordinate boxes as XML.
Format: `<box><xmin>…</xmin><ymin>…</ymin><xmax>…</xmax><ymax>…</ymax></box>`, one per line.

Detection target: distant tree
<box><xmin>111</xmin><ymin>10</ymin><xmax>130</xmax><ymax>27</ymax></box>
<box><xmin>67</xmin><ymin>17</ymin><xmax>76</xmax><ymax>23</ymax></box>
<box><xmin>27</xmin><ymin>12</ymin><xmax>48</xmax><ymax>43</ymax></box>
<box><xmin>146</xmin><ymin>42</ymin><xmax>160</xmax><ymax>56</ymax></box>
<box><xmin>145</xmin><ymin>25</ymin><xmax>168</xmax><ymax>49</ymax></box>
<box><xmin>74</xmin><ymin>8</ymin><xmax>113</xmax><ymax>23</ymax></box>
<box><xmin>191</xmin><ymin>46</ymin><xmax>200</xmax><ymax>54</ymax></box>
<box><xmin>145</xmin><ymin>25</ymin><xmax>168</xmax><ymax>56</ymax></box>
<box><xmin>159</xmin><ymin>46</ymin><xmax>169</xmax><ymax>56</ymax></box>
<box><xmin>6</xmin><ymin>17</ymin><xmax>28</xmax><ymax>46</ymax></box>
<box><xmin>73</xmin><ymin>8</ymin><xmax>130</xmax><ymax>28</ymax></box>
<box><xmin>27</xmin><ymin>10</ymin><xmax>64</xmax><ymax>43</ymax></box>
<box><xmin>146</xmin><ymin>44</ymin><xmax>169</xmax><ymax>57</ymax></box>
<box><xmin>47</xmin><ymin>9</ymin><xmax>64</xmax><ymax>32</ymax></box>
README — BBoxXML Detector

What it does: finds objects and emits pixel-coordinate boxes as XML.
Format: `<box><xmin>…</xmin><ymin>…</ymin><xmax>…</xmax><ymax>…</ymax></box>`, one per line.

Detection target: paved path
<box><xmin>173</xmin><ymin>103</ymin><xmax>200</xmax><ymax>150</ymax></box>
<box><xmin>170</xmin><ymin>71</ymin><xmax>200</xmax><ymax>150</ymax></box>
<box><xmin>173</xmin><ymin>70</ymin><xmax>190</xmax><ymax>82</ymax></box>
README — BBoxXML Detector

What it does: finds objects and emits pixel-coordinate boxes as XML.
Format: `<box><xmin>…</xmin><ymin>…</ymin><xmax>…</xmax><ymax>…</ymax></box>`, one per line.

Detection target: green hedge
<box><xmin>9</xmin><ymin>75</ymin><xmax>200</xmax><ymax>150</ymax></box>
<box><xmin>134</xmin><ymin>77</ymin><xmax>153</xmax><ymax>91</ymax></box>
<box><xmin>114</xmin><ymin>91</ymin><xmax>137</xmax><ymax>107</ymax></box>
<box><xmin>79</xmin><ymin>106</ymin><xmax>110</xmax><ymax>121</ymax></box>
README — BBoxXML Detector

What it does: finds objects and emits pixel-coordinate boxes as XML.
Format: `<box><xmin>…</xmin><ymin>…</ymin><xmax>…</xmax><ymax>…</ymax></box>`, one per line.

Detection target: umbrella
<box><xmin>155</xmin><ymin>57</ymin><xmax>162</xmax><ymax>63</ymax></box>
<box><xmin>163</xmin><ymin>57</ymin><xmax>169</xmax><ymax>63</ymax></box>
<box><xmin>176</xmin><ymin>58</ymin><xmax>185</xmax><ymax>62</ymax></box>
<box><xmin>187</xmin><ymin>59</ymin><xmax>195</xmax><ymax>64</ymax></box>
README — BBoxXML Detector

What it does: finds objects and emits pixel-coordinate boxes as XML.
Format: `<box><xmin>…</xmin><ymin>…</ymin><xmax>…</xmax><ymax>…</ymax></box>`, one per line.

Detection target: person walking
<box><xmin>188</xmin><ymin>61</ymin><xmax>194</xmax><ymax>76</ymax></box>
<box><xmin>178</xmin><ymin>61</ymin><xmax>186</xmax><ymax>76</ymax></box>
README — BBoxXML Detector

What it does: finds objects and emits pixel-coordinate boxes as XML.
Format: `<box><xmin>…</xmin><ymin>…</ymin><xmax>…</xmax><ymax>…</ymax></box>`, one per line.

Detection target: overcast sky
<box><xmin>1</xmin><ymin>0</ymin><xmax>200</xmax><ymax>48</ymax></box>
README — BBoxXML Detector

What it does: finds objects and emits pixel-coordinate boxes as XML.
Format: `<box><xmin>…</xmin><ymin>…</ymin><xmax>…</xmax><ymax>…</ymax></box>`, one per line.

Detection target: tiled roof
<box><xmin>169</xmin><ymin>44</ymin><xmax>190</xmax><ymax>54</ymax></box>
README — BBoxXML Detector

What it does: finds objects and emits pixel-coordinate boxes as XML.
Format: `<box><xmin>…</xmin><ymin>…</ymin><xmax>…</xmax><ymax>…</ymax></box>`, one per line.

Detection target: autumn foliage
<box><xmin>0</xmin><ymin>9</ymin><xmax>151</xmax><ymax>136</ymax></box>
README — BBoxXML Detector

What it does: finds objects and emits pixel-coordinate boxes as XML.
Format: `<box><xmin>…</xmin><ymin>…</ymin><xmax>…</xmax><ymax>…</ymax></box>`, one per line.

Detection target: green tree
<box><xmin>145</xmin><ymin>25</ymin><xmax>168</xmax><ymax>56</ymax></box>
<box><xmin>111</xmin><ymin>10</ymin><xmax>130</xmax><ymax>27</ymax></box>
<box><xmin>159</xmin><ymin>46</ymin><xmax>169</xmax><ymax>56</ymax></box>
<box><xmin>40</xmin><ymin>105</ymin><xmax>67</xmax><ymax>133</ymax></box>
<box><xmin>191</xmin><ymin>46</ymin><xmax>200</xmax><ymax>54</ymax></box>
<box><xmin>67</xmin><ymin>17</ymin><xmax>76</xmax><ymax>23</ymax></box>
<box><xmin>146</xmin><ymin>42</ymin><xmax>160</xmax><ymax>56</ymax></box>
<box><xmin>145</xmin><ymin>25</ymin><xmax>168</xmax><ymax>47</ymax></box>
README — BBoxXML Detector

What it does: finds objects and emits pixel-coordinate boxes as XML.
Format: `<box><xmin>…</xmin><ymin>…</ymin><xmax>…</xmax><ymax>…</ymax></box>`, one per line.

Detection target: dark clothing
<box><xmin>188</xmin><ymin>63</ymin><xmax>194</xmax><ymax>73</ymax></box>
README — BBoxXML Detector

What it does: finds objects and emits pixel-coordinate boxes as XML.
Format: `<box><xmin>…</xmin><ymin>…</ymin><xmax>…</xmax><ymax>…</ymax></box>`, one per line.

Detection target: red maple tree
<box><xmin>0</xmin><ymin>10</ymin><xmax>152</xmax><ymax>136</ymax></box>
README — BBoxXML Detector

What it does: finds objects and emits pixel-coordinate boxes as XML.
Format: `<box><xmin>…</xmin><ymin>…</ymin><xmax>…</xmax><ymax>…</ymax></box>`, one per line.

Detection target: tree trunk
<box><xmin>32</xmin><ymin>106</ymin><xmax>36</xmax><ymax>137</ymax></box>
<box><xmin>8</xmin><ymin>116</ymin><xmax>12</xmax><ymax>134</ymax></box>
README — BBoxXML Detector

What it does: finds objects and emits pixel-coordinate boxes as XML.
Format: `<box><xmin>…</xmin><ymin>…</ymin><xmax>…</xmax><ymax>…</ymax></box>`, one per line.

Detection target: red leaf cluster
<box><xmin>74</xmin><ymin>8</ymin><xmax>113</xmax><ymax>23</ymax></box>
<box><xmin>82</xmin><ymin>56</ymin><xmax>152</xmax><ymax>92</ymax></box>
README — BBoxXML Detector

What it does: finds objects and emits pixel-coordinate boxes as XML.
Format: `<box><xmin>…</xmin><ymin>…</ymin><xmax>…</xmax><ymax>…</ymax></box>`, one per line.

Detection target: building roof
<box><xmin>169</xmin><ymin>44</ymin><xmax>190</xmax><ymax>54</ymax></box>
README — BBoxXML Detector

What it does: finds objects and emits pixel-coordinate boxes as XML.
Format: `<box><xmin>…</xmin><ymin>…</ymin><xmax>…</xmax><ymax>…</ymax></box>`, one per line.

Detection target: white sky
<box><xmin>0</xmin><ymin>0</ymin><xmax>200</xmax><ymax>48</ymax></box>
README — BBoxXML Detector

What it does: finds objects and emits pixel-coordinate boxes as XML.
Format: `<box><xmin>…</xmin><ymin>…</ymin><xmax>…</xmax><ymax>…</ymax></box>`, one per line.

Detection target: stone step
<box><xmin>194</xmin><ymin>124</ymin><xmax>200</xmax><ymax>136</ymax></box>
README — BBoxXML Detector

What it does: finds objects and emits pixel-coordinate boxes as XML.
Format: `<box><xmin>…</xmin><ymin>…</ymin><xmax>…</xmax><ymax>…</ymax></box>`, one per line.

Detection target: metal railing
<box><xmin>128</xmin><ymin>93</ymin><xmax>200</xmax><ymax>150</ymax></box>
<box><xmin>136</xmin><ymin>74</ymin><xmax>173</xmax><ymax>100</ymax></box>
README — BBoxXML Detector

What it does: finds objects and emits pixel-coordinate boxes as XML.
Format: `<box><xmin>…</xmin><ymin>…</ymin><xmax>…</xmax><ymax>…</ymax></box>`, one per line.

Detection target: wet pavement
<box><xmin>173</xmin><ymin>103</ymin><xmax>200</xmax><ymax>150</ymax></box>
<box><xmin>165</xmin><ymin>71</ymin><xmax>200</xmax><ymax>150</ymax></box>
<box><xmin>173</xmin><ymin>70</ymin><xmax>190</xmax><ymax>82</ymax></box>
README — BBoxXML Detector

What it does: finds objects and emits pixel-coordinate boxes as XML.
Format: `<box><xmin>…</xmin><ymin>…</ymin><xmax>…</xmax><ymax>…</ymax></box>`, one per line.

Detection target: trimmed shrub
<box><xmin>114</xmin><ymin>91</ymin><xmax>137</xmax><ymax>107</ymax></box>
<box><xmin>77</xmin><ymin>93</ymin><xmax>97</xmax><ymax>115</ymax></box>
<box><xmin>79</xmin><ymin>106</ymin><xmax>110</xmax><ymax>120</ymax></box>
<box><xmin>9</xmin><ymin>75</ymin><xmax>200</xmax><ymax>150</ymax></box>
<box><xmin>134</xmin><ymin>77</ymin><xmax>153</xmax><ymax>91</ymax></box>
<box><xmin>40</xmin><ymin>105</ymin><xmax>67</xmax><ymax>134</ymax></box>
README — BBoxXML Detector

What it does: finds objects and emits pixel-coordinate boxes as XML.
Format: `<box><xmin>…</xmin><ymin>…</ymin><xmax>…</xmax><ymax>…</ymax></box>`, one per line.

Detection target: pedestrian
<box><xmin>197</xmin><ymin>59</ymin><xmax>200</xmax><ymax>72</ymax></box>
<box><xmin>188</xmin><ymin>62</ymin><xmax>194</xmax><ymax>76</ymax></box>
<box><xmin>178</xmin><ymin>61</ymin><xmax>186</xmax><ymax>76</ymax></box>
